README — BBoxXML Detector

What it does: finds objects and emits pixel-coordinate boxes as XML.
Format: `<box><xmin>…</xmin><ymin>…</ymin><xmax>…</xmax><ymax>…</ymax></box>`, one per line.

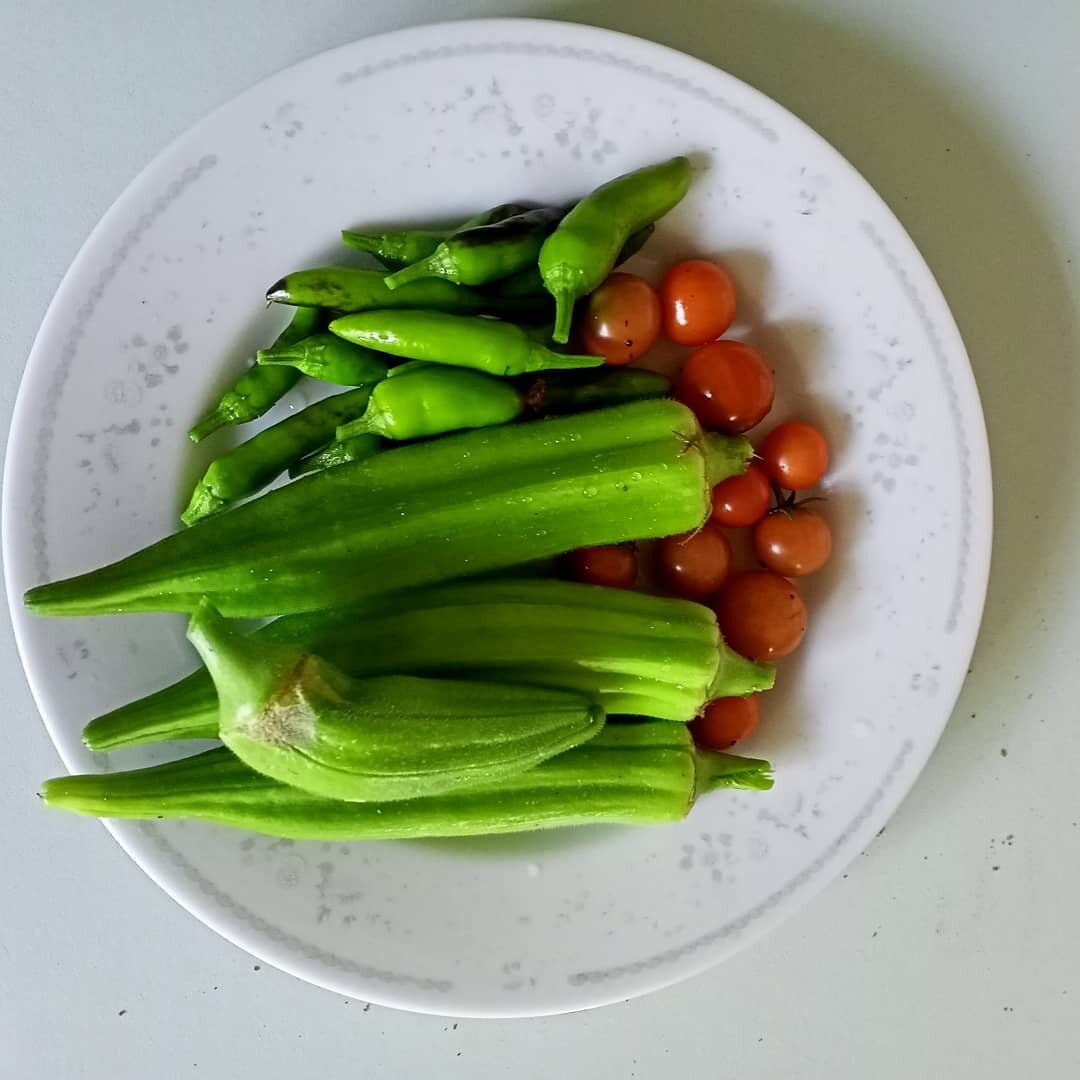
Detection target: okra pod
<box><xmin>84</xmin><ymin>580</ymin><xmax>773</xmax><ymax>752</ymax></box>
<box><xmin>25</xmin><ymin>400</ymin><xmax>752</xmax><ymax>617</ymax></box>
<box><xmin>42</xmin><ymin>723</ymin><xmax>774</xmax><ymax>840</ymax></box>
<box><xmin>188</xmin><ymin>602</ymin><xmax>604</xmax><ymax>802</ymax></box>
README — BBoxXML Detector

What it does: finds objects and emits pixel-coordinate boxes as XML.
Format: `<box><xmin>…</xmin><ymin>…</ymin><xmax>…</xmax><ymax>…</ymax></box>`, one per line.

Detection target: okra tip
<box><xmin>696</xmin><ymin>751</ymin><xmax>774</xmax><ymax>794</ymax></box>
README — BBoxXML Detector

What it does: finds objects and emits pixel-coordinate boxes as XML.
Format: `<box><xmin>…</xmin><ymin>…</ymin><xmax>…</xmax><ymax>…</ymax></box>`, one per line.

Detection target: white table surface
<box><xmin>2</xmin><ymin>1</ymin><xmax>1078</xmax><ymax>1076</ymax></box>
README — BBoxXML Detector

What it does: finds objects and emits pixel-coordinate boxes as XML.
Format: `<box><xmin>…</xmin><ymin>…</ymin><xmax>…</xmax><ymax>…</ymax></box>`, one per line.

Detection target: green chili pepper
<box><xmin>385</xmin><ymin>360</ymin><xmax>437</xmax><ymax>378</ymax></box>
<box><xmin>540</xmin><ymin>156</ymin><xmax>692</xmax><ymax>342</ymax></box>
<box><xmin>384</xmin><ymin>207</ymin><xmax>564</xmax><ymax>290</ymax></box>
<box><xmin>25</xmin><ymin>400</ymin><xmax>751</xmax><ymax>617</ymax></box>
<box><xmin>520</xmin><ymin>366</ymin><xmax>671</xmax><ymax>416</ymax></box>
<box><xmin>186</xmin><ymin>601</ymin><xmax>604</xmax><ymax>802</ymax></box>
<box><xmin>266</xmin><ymin>267</ymin><xmax>545</xmax><ymax>319</ymax></box>
<box><xmin>329</xmin><ymin>310</ymin><xmax>602</xmax><ymax>376</ymax></box>
<box><xmin>288</xmin><ymin>433</ymin><xmax>382</xmax><ymax>478</ymax></box>
<box><xmin>341</xmin><ymin>202</ymin><xmax>531</xmax><ymax>268</ymax></box>
<box><xmin>180</xmin><ymin>384</ymin><xmax>379</xmax><ymax>525</ymax></box>
<box><xmin>491</xmin><ymin>223</ymin><xmax>656</xmax><ymax>298</ymax></box>
<box><xmin>41</xmin><ymin>725</ymin><xmax>774</xmax><ymax>839</ymax></box>
<box><xmin>337</xmin><ymin>366</ymin><xmax>523</xmax><ymax>442</ymax></box>
<box><xmin>256</xmin><ymin>332</ymin><xmax>387</xmax><ymax>385</ymax></box>
<box><xmin>82</xmin><ymin>579</ymin><xmax>774</xmax><ymax>752</ymax></box>
<box><xmin>188</xmin><ymin>306</ymin><xmax>321</xmax><ymax>442</ymax></box>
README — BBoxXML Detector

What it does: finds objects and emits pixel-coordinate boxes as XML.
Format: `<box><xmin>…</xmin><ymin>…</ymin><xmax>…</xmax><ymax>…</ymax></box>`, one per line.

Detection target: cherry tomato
<box><xmin>675</xmin><ymin>340</ymin><xmax>774</xmax><ymax>433</ymax></box>
<box><xmin>657</xmin><ymin>528</ymin><xmax>732</xmax><ymax>601</ymax></box>
<box><xmin>581</xmin><ymin>272</ymin><xmax>661</xmax><ymax>366</ymax></box>
<box><xmin>568</xmin><ymin>544</ymin><xmax>638</xmax><ymax>589</ymax></box>
<box><xmin>660</xmin><ymin>259</ymin><xmax>737</xmax><ymax>345</ymax></box>
<box><xmin>754</xmin><ymin>508</ymin><xmax>832</xmax><ymax>577</ymax></box>
<box><xmin>691</xmin><ymin>695</ymin><xmax>761</xmax><ymax>750</ymax></box>
<box><xmin>711</xmin><ymin>464</ymin><xmax>772</xmax><ymax>528</ymax></box>
<box><xmin>759</xmin><ymin>422</ymin><xmax>829</xmax><ymax>490</ymax></box>
<box><xmin>714</xmin><ymin>570</ymin><xmax>807</xmax><ymax>661</ymax></box>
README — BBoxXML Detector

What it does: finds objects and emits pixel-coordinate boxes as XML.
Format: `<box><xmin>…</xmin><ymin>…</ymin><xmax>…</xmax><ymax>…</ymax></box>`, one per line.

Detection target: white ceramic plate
<box><xmin>4</xmin><ymin>19</ymin><xmax>991</xmax><ymax>1017</ymax></box>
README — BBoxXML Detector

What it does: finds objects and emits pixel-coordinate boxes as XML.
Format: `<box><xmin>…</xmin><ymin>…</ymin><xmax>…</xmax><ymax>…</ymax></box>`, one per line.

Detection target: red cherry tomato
<box><xmin>753</xmin><ymin>508</ymin><xmax>832</xmax><ymax>576</ymax></box>
<box><xmin>568</xmin><ymin>544</ymin><xmax>638</xmax><ymax>589</ymax></box>
<box><xmin>759</xmin><ymin>422</ymin><xmax>829</xmax><ymax>491</ymax></box>
<box><xmin>691</xmin><ymin>695</ymin><xmax>761</xmax><ymax>750</ymax></box>
<box><xmin>581</xmin><ymin>272</ymin><xmax>661</xmax><ymax>366</ymax></box>
<box><xmin>657</xmin><ymin>528</ymin><xmax>732</xmax><ymax>601</ymax></box>
<box><xmin>675</xmin><ymin>340</ymin><xmax>774</xmax><ymax>433</ymax></box>
<box><xmin>714</xmin><ymin>570</ymin><xmax>807</xmax><ymax>661</ymax></box>
<box><xmin>711</xmin><ymin>464</ymin><xmax>772</xmax><ymax>528</ymax></box>
<box><xmin>660</xmin><ymin>259</ymin><xmax>737</xmax><ymax>345</ymax></box>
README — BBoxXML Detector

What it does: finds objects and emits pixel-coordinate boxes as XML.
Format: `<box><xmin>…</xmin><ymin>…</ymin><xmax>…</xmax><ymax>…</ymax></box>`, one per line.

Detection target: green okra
<box><xmin>256</xmin><ymin>332</ymin><xmax>388</xmax><ymax>385</ymax></box>
<box><xmin>187</xmin><ymin>601</ymin><xmax>604</xmax><ymax>802</ymax></box>
<box><xmin>42</xmin><ymin>723</ymin><xmax>774</xmax><ymax>840</ymax></box>
<box><xmin>25</xmin><ymin>399</ymin><xmax>752</xmax><ymax>617</ymax></box>
<box><xmin>84</xmin><ymin>580</ymin><xmax>774</xmax><ymax>752</ymax></box>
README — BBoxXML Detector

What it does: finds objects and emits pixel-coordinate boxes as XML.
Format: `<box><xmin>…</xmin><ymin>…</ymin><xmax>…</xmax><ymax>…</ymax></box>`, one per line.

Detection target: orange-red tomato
<box><xmin>657</xmin><ymin>528</ymin><xmax>732</xmax><ymax>601</ymax></box>
<box><xmin>691</xmin><ymin>695</ymin><xmax>761</xmax><ymax>750</ymax></box>
<box><xmin>754</xmin><ymin>508</ymin><xmax>832</xmax><ymax>576</ymax></box>
<box><xmin>675</xmin><ymin>340</ymin><xmax>774</xmax><ymax>433</ymax></box>
<box><xmin>714</xmin><ymin>570</ymin><xmax>807</xmax><ymax>661</ymax></box>
<box><xmin>660</xmin><ymin>259</ymin><xmax>737</xmax><ymax>345</ymax></box>
<box><xmin>568</xmin><ymin>544</ymin><xmax>638</xmax><ymax>589</ymax></box>
<box><xmin>711</xmin><ymin>464</ymin><xmax>772</xmax><ymax>528</ymax></box>
<box><xmin>759</xmin><ymin>422</ymin><xmax>829</xmax><ymax>491</ymax></box>
<box><xmin>581</xmin><ymin>272</ymin><xmax>661</xmax><ymax>366</ymax></box>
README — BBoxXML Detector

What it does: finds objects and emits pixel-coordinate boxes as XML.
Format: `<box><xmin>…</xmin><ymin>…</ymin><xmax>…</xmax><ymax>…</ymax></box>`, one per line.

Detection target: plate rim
<box><xmin>2</xmin><ymin>16</ymin><xmax>993</xmax><ymax>1017</ymax></box>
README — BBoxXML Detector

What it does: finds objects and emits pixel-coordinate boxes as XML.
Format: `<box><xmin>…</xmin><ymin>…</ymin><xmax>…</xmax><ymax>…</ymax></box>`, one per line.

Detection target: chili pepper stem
<box><xmin>522</xmin><ymin>345</ymin><xmax>605</xmax><ymax>373</ymax></box>
<box><xmin>180</xmin><ymin>485</ymin><xmax>227</xmax><ymax>527</ymax></box>
<box><xmin>383</xmin><ymin>257</ymin><xmax>443</xmax><ymax>290</ymax></box>
<box><xmin>551</xmin><ymin>291</ymin><xmax>575</xmax><ymax>344</ymax></box>
<box><xmin>336</xmin><ymin>417</ymin><xmax>376</xmax><ymax>441</ymax></box>
<box><xmin>254</xmin><ymin>349</ymin><xmax>293</xmax><ymax>367</ymax></box>
<box><xmin>695</xmin><ymin>750</ymin><xmax>774</xmax><ymax>794</ymax></box>
<box><xmin>189</xmin><ymin>408</ymin><xmax>231</xmax><ymax>443</ymax></box>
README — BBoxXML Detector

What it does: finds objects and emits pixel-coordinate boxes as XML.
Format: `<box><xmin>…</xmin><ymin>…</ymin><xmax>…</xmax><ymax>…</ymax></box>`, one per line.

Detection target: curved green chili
<box><xmin>540</xmin><ymin>156</ymin><xmax>692</xmax><ymax>341</ymax></box>
<box><xmin>490</xmin><ymin>223</ymin><xmax>655</xmax><ymax>299</ymax></box>
<box><xmin>256</xmin><ymin>332</ymin><xmax>388</xmax><ymax>385</ymax></box>
<box><xmin>520</xmin><ymin>366</ymin><xmax>671</xmax><ymax>416</ymax></box>
<box><xmin>181</xmin><ymin>385</ymin><xmax>377</xmax><ymax>525</ymax></box>
<box><xmin>266</xmin><ymin>267</ymin><xmax>545</xmax><ymax>320</ymax></box>
<box><xmin>188</xmin><ymin>306</ymin><xmax>320</xmax><ymax>442</ymax></box>
<box><xmin>337</xmin><ymin>366</ymin><xmax>523</xmax><ymax>442</ymax></box>
<box><xmin>289</xmin><ymin>433</ymin><xmax>382</xmax><ymax>478</ymax></box>
<box><xmin>384</xmin><ymin>207</ymin><xmax>564</xmax><ymax>290</ymax></box>
<box><xmin>341</xmin><ymin>202</ymin><xmax>531</xmax><ymax>268</ymax></box>
<box><xmin>329</xmin><ymin>310</ymin><xmax>602</xmax><ymax>376</ymax></box>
